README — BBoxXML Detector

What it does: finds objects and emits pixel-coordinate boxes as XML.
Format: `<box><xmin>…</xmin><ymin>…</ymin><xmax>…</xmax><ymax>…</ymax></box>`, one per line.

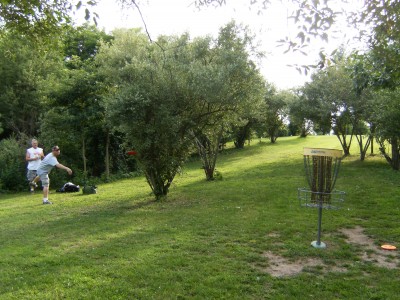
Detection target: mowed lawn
<box><xmin>1</xmin><ymin>136</ymin><xmax>399</xmax><ymax>299</ymax></box>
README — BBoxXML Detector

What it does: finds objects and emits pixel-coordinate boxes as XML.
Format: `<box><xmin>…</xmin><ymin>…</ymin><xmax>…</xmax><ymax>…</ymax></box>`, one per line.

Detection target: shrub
<box><xmin>0</xmin><ymin>137</ymin><xmax>27</xmax><ymax>191</ymax></box>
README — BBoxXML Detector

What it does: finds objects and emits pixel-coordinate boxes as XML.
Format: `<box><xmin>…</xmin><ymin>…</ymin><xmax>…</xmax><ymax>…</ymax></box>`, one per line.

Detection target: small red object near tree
<box><xmin>127</xmin><ymin>150</ymin><xmax>137</xmax><ymax>156</ymax></box>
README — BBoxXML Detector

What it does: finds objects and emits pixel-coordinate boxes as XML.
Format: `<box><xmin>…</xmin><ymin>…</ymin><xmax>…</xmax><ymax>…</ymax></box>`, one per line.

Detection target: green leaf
<box><xmin>319</xmin><ymin>51</ymin><xmax>326</xmax><ymax>60</ymax></box>
<box><xmin>85</xmin><ymin>8</ymin><xmax>90</xmax><ymax>20</ymax></box>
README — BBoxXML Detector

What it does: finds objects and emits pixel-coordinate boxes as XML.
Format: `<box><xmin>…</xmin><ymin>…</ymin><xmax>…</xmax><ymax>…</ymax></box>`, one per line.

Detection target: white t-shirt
<box><xmin>27</xmin><ymin>147</ymin><xmax>43</xmax><ymax>170</ymax></box>
<box><xmin>37</xmin><ymin>153</ymin><xmax>59</xmax><ymax>175</ymax></box>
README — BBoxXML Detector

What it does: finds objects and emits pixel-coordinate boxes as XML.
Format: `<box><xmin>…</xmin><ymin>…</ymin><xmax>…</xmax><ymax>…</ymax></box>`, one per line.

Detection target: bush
<box><xmin>0</xmin><ymin>137</ymin><xmax>27</xmax><ymax>191</ymax></box>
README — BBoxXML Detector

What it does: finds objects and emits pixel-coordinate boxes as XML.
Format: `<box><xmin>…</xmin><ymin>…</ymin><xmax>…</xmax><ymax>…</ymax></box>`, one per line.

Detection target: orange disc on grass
<box><xmin>381</xmin><ymin>244</ymin><xmax>396</xmax><ymax>250</ymax></box>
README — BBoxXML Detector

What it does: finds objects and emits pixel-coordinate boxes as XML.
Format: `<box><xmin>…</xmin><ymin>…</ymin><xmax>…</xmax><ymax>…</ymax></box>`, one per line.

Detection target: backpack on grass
<box><xmin>56</xmin><ymin>182</ymin><xmax>80</xmax><ymax>193</ymax></box>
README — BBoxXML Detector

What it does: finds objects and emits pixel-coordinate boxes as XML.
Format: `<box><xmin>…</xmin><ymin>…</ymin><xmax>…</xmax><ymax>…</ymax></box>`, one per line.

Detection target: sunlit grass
<box><xmin>1</xmin><ymin>136</ymin><xmax>399</xmax><ymax>299</ymax></box>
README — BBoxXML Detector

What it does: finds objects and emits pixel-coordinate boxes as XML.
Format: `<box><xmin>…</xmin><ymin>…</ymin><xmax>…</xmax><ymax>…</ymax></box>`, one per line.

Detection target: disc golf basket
<box><xmin>298</xmin><ymin>147</ymin><xmax>346</xmax><ymax>248</ymax></box>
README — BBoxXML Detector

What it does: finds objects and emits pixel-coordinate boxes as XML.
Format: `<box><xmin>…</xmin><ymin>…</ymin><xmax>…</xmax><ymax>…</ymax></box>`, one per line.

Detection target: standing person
<box><xmin>26</xmin><ymin>139</ymin><xmax>44</xmax><ymax>192</ymax></box>
<box><xmin>30</xmin><ymin>146</ymin><xmax>73</xmax><ymax>205</ymax></box>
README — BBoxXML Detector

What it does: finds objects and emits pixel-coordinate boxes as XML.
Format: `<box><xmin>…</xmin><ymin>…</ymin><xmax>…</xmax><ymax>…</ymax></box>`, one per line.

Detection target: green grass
<box><xmin>1</xmin><ymin>136</ymin><xmax>399</xmax><ymax>299</ymax></box>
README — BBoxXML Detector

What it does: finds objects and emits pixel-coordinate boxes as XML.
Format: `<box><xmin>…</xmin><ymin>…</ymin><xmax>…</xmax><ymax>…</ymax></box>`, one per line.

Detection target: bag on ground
<box><xmin>57</xmin><ymin>182</ymin><xmax>80</xmax><ymax>193</ymax></box>
<box><xmin>82</xmin><ymin>185</ymin><xmax>97</xmax><ymax>194</ymax></box>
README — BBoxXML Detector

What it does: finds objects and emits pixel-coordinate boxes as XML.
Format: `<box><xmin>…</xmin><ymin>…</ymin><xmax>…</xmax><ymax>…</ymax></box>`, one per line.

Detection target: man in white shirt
<box><xmin>25</xmin><ymin>139</ymin><xmax>44</xmax><ymax>192</ymax></box>
<box><xmin>30</xmin><ymin>146</ymin><xmax>73</xmax><ymax>204</ymax></box>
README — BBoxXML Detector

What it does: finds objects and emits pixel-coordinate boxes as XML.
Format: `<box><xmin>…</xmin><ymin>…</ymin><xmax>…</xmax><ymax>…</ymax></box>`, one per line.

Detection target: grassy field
<box><xmin>1</xmin><ymin>136</ymin><xmax>399</xmax><ymax>299</ymax></box>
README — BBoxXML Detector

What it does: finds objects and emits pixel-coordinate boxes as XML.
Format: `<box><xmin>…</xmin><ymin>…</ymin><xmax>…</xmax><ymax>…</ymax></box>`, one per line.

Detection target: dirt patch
<box><xmin>260</xmin><ymin>226</ymin><xmax>398</xmax><ymax>277</ymax></box>
<box><xmin>260</xmin><ymin>251</ymin><xmax>346</xmax><ymax>277</ymax></box>
<box><xmin>340</xmin><ymin>226</ymin><xmax>398</xmax><ymax>269</ymax></box>
<box><xmin>261</xmin><ymin>252</ymin><xmax>324</xmax><ymax>277</ymax></box>
<box><xmin>266</xmin><ymin>232</ymin><xmax>280</xmax><ymax>238</ymax></box>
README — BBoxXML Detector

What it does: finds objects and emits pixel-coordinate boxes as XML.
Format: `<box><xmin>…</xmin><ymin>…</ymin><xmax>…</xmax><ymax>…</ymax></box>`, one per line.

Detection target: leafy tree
<box><xmin>40</xmin><ymin>62</ymin><xmax>103</xmax><ymax>173</ymax></box>
<box><xmin>196</xmin><ymin>22</ymin><xmax>266</xmax><ymax>152</ymax></box>
<box><xmin>231</xmin><ymin>87</ymin><xmax>265</xmax><ymax>149</ymax></box>
<box><xmin>232</xmin><ymin>119</ymin><xmax>253</xmax><ymax>149</ymax></box>
<box><xmin>281</xmin><ymin>0</ymin><xmax>400</xmax><ymax>83</ymax></box>
<box><xmin>0</xmin><ymin>31</ymin><xmax>53</xmax><ymax>139</ymax></box>
<box><xmin>348</xmin><ymin>61</ymin><xmax>376</xmax><ymax>160</ymax></box>
<box><xmin>193</xmin><ymin>129</ymin><xmax>223</xmax><ymax>181</ymax></box>
<box><xmin>302</xmin><ymin>52</ymin><xmax>378</xmax><ymax>161</ymax></box>
<box><xmin>63</xmin><ymin>23</ymin><xmax>114</xmax><ymax>61</ymax></box>
<box><xmin>352</xmin><ymin>1</ymin><xmax>400</xmax><ymax>87</ymax></box>
<box><xmin>0</xmin><ymin>136</ymin><xmax>27</xmax><ymax>191</ymax></box>
<box><xmin>353</xmin><ymin>119</ymin><xmax>372</xmax><ymax>161</ymax></box>
<box><xmin>288</xmin><ymin>93</ymin><xmax>314</xmax><ymax>137</ymax></box>
<box><xmin>195</xmin><ymin>1</ymin><xmax>399</xmax><ymax>75</ymax></box>
<box><xmin>211</xmin><ymin>23</ymin><xmax>265</xmax><ymax>153</ymax></box>
<box><xmin>0</xmin><ymin>0</ymin><xmax>97</xmax><ymax>38</ymax></box>
<box><xmin>371</xmin><ymin>89</ymin><xmax>400</xmax><ymax>170</ymax></box>
<box><xmin>39</xmin><ymin>25</ymin><xmax>113</xmax><ymax>178</ymax></box>
<box><xmin>263</xmin><ymin>87</ymin><xmax>291</xmax><ymax>143</ymax></box>
<box><xmin>188</xmin><ymin>22</ymin><xmax>264</xmax><ymax>179</ymax></box>
<box><xmin>302</xmin><ymin>57</ymin><xmax>359</xmax><ymax>155</ymax></box>
<box><xmin>98</xmin><ymin>29</ymin><xmax>199</xmax><ymax>199</ymax></box>
<box><xmin>347</xmin><ymin>0</ymin><xmax>400</xmax><ymax>161</ymax></box>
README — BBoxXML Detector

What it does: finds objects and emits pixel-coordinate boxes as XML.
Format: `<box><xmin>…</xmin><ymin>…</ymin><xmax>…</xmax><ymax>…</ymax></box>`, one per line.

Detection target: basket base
<box><xmin>311</xmin><ymin>241</ymin><xmax>326</xmax><ymax>249</ymax></box>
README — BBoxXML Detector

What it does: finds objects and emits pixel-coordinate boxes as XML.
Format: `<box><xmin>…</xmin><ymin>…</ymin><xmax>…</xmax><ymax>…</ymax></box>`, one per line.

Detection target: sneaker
<box><xmin>29</xmin><ymin>181</ymin><xmax>38</xmax><ymax>188</ymax></box>
<box><xmin>43</xmin><ymin>201</ymin><xmax>52</xmax><ymax>205</ymax></box>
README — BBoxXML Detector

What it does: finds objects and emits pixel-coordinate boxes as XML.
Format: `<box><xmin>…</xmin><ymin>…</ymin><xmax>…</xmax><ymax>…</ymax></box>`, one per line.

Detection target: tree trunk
<box><xmin>370</xmin><ymin>136</ymin><xmax>374</xmax><ymax>155</ymax></box>
<box><xmin>377</xmin><ymin>137</ymin><xmax>400</xmax><ymax>170</ymax></box>
<box><xmin>144</xmin><ymin>169</ymin><xmax>172</xmax><ymax>200</ymax></box>
<box><xmin>82</xmin><ymin>136</ymin><xmax>87</xmax><ymax>175</ymax></box>
<box><xmin>391</xmin><ymin>138</ymin><xmax>399</xmax><ymax>170</ymax></box>
<box><xmin>299</xmin><ymin>120</ymin><xmax>310</xmax><ymax>137</ymax></box>
<box><xmin>370</xmin><ymin>124</ymin><xmax>376</xmax><ymax>155</ymax></box>
<box><xmin>194</xmin><ymin>133</ymin><xmax>221</xmax><ymax>181</ymax></box>
<box><xmin>234</xmin><ymin>121</ymin><xmax>252</xmax><ymax>149</ymax></box>
<box><xmin>355</xmin><ymin>134</ymin><xmax>371</xmax><ymax>161</ymax></box>
<box><xmin>268</xmin><ymin>127</ymin><xmax>279</xmax><ymax>143</ymax></box>
<box><xmin>336</xmin><ymin>133</ymin><xmax>352</xmax><ymax>156</ymax></box>
<box><xmin>300</xmin><ymin>128</ymin><xmax>307</xmax><ymax>138</ymax></box>
<box><xmin>105</xmin><ymin>129</ymin><xmax>110</xmax><ymax>180</ymax></box>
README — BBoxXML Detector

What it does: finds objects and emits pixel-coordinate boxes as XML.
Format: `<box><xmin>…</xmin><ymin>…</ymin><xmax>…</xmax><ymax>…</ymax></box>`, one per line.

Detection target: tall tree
<box><xmin>39</xmin><ymin>24</ymin><xmax>112</xmax><ymax>177</ymax></box>
<box><xmin>99</xmin><ymin>29</ymin><xmax>200</xmax><ymax>199</ymax></box>
<box><xmin>347</xmin><ymin>57</ymin><xmax>376</xmax><ymax>160</ymax></box>
<box><xmin>263</xmin><ymin>87</ymin><xmax>291</xmax><ymax>143</ymax></box>
<box><xmin>0</xmin><ymin>31</ymin><xmax>57</xmax><ymax>139</ymax></box>
<box><xmin>371</xmin><ymin>89</ymin><xmax>400</xmax><ymax>170</ymax></box>
<box><xmin>302</xmin><ymin>57</ymin><xmax>359</xmax><ymax>155</ymax></box>
<box><xmin>288</xmin><ymin>92</ymin><xmax>315</xmax><ymax>137</ymax></box>
<box><xmin>191</xmin><ymin>22</ymin><xmax>264</xmax><ymax>174</ymax></box>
